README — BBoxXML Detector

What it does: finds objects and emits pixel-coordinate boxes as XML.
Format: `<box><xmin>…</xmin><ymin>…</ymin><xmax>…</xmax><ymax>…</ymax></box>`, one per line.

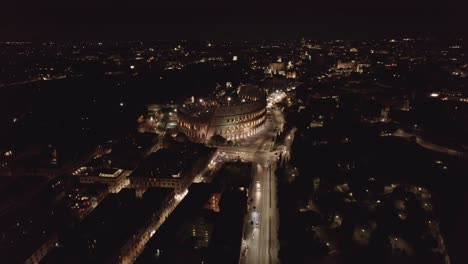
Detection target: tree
<box><xmin>208</xmin><ymin>134</ymin><xmax>226</xmax><ymax>146</ymax></box>
<box><xmin>175</xmin><ymin>132</ymin><xmax>189</xmax><ymax>143</ymax></box>
<box><xmin>367</xmin><ymin>228</ymin><xmax>391</xmax><ymax>263</ymax></box>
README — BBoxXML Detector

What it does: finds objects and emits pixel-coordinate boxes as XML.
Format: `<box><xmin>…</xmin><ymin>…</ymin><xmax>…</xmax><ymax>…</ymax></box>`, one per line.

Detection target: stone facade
<box><xmin>178</xmin><ymin>86</ymin><xmax>267</xmax><ymax>142</ymax></box>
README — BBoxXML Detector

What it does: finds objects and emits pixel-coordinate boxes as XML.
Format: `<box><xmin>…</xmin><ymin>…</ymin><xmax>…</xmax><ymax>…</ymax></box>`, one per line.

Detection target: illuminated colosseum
<box><xmin>178</xmin><ymin>85</ymin><xmax>267</xmax><ymax>142</ymax></box>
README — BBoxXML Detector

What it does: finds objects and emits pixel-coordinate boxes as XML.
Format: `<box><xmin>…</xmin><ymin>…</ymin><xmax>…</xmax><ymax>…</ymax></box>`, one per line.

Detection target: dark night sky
<box><xmin>1</xmin><ymin>0</ymin><xmax>466</xmax><ymax>40</ymax></box>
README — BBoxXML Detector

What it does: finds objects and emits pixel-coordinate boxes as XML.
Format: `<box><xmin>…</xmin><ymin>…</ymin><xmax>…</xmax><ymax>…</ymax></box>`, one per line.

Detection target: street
<box><xmin>242</xmin><ymin>146</ymin><xmax>280</xmax><ymax>264</ymax></box>
<box><xmin>393</xmin><ymin>129</ymin><xmax>464</xmax><ymax>157</ymax></box>
<box><xmin>212</xmin><ymin>106</ymin><xmax>285</xmax><ymax>264</ymax></box>
<box><xmin>233</xmin><ymin>107</ymin><xmax>284</xmax><ymax>264</ymax></box>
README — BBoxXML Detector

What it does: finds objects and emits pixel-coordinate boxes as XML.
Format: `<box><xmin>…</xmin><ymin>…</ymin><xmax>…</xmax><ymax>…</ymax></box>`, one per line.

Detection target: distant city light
<box><xmin>2</xmin><ymin>37</ymin><xmax>459</xmax><ymax>264</ymax></box>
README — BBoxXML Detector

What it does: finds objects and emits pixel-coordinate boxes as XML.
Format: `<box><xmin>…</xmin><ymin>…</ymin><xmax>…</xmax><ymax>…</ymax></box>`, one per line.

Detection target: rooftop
<box><xmin>74</xmin><ymin>187</ymin><xmax>173</xmax><ymax>262</ymax></box>
<box><xmin>131</xmin><ymin>141</ymin><xmax>214</xmax><ymax>179</ymax></box>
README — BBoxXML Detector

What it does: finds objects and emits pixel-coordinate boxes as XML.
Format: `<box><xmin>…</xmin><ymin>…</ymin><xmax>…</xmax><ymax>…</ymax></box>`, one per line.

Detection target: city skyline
<box><xmin>1</xmin><ymin>3</ymin><xmax>467</xmax><ymax>263</ymax></box>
